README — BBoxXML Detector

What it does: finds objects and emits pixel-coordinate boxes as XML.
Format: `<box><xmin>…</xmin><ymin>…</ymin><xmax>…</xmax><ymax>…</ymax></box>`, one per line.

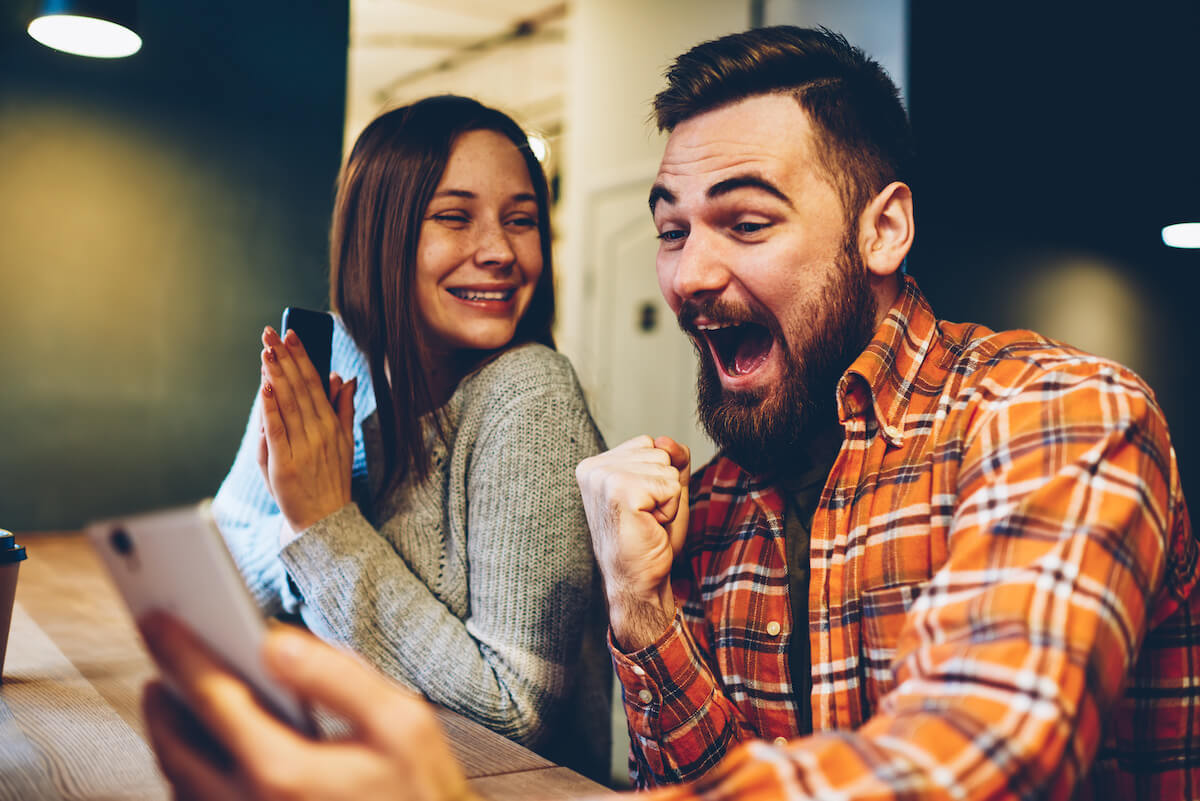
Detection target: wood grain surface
<box><xmin>0</xmin><ymin>532</ymin><xmax>615</xmax><ymax>800</ymax></box>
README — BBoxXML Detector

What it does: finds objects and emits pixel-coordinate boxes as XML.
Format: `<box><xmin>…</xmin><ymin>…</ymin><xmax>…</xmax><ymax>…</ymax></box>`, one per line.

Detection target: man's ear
<box><xmin>857</xmin><ymin>181</ymin><xmax>914</xmax><ymax>277</ymax></box>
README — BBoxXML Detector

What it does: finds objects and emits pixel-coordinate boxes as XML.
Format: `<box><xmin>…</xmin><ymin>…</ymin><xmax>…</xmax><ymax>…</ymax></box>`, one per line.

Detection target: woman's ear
<box><xmin>857</xmin><ymin>181</ymin><xmax>914</xmax><ymax>277</ymax></box>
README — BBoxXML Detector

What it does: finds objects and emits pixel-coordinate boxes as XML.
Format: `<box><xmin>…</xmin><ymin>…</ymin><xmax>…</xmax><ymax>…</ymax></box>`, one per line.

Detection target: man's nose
<box><xmin>474</xmin><ymin>222</ymin><xmax>517</xmax><ymax>269</ymax></box>
<box><xmin>670</xmin><ymin>231</ymin><xmax>730</xmax><ymax>299</ymax></box>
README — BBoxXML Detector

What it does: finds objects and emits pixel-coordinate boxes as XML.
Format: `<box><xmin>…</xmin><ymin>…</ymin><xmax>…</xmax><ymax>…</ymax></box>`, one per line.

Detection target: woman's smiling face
<box><xmin>415</xmin><ymin>129</ymin><xmax>544</xmax><ymax>359</ymax></box>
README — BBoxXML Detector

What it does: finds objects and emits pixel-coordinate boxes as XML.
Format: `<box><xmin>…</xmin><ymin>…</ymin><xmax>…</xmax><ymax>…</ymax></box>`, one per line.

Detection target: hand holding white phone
<box><xmin>87</xmin><ymin>502</ymin><xmax>315</xmax><ymax>735</ymax></box>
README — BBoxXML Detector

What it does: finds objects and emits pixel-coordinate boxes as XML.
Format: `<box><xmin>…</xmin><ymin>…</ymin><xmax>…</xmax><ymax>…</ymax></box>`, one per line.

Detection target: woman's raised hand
<box><xmin>256</xmin><ymin>326</ymin><xmax>356</xmax><ymax>535</ymax></box>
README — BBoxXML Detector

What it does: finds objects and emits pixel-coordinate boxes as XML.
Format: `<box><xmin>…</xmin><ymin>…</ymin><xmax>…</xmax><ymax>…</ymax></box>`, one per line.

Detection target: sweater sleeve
<box><xmin>212</xmin><ymin>316</ymin><xmax>374</xmax><ymax>616</ymax></box>
<box><xmin>278</xmin><ymin>349</ymin><xmax>605</xmax><ymax>748</ymax></box>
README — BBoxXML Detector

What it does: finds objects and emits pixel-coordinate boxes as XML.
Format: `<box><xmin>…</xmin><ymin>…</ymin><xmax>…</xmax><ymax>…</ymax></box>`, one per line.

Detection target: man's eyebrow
<box><xmin>649</xmin><ymin>184</ymin><xmax>676</xmax><ymax>214</ymax></box>
<box><xmin>707</xmin><ymin>175</ymin><xmax>794</xmax><ymax>208</ymax></box>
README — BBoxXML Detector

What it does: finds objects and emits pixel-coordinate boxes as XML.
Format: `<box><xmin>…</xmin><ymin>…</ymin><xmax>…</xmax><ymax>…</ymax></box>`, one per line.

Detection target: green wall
<box><xmin>0</xmin><ymin>2</ymin><xmax>348</xmax><ymax>529</ymax></box>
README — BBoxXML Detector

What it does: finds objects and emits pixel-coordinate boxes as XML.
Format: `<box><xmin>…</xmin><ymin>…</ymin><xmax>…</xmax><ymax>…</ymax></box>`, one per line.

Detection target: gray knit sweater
<box><xmin>213</xmin><ymin>325</ymin><xmax>610</xmax><ymax>779</ymax></box>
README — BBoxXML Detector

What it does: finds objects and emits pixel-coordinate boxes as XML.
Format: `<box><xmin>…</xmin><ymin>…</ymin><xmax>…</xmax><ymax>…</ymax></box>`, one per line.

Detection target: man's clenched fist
<box><xmin>576</xmin><ymin>435</ymin><xmax>690</xmax><ymax>651</ymax></box>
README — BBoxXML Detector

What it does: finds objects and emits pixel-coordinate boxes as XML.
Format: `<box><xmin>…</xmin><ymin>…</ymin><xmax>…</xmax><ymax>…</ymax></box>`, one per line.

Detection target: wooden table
<box><xmin>0</xmin><ymin>533</ymin><xmax>614</xmax><ymax>801</ymax></box>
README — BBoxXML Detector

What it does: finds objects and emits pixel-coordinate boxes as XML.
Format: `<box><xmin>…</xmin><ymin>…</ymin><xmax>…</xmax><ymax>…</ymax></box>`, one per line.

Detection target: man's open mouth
<box><xmin>696</xmin><ymin>321</ymin><xmax>774</xmax><ymax>376</ymax></box>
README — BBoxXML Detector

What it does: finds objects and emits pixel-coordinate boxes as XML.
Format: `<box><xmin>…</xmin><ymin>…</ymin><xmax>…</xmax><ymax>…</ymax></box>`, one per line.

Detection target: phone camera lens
<box><xmin>109</xmin><ymin>528</ymin><xmax>134</xmax><ymax>556</ymax></box>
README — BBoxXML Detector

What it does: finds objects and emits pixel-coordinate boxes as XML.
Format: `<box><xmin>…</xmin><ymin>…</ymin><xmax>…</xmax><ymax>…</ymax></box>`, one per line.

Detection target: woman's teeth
<box><xmin>449</xmin><ymin>288</ymin><xmax>514</xmax><ymax>301</ymax></box>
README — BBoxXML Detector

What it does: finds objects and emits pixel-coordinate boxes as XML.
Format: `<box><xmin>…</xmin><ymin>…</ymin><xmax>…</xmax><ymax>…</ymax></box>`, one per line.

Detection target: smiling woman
<box><xmin>416</xmin><ymin>129</ymin><xmax>544</xmax><ymax>362</ymax></box>
<box><xmin>208</xmin><ymin>96</ymin><xmax>610</xmax><ymax>781</ymax></box>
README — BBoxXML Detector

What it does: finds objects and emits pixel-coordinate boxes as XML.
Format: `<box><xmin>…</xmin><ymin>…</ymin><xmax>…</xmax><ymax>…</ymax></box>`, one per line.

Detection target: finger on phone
<box><xmin>263</xmin><ymin>328</ymin><xmax>317</xmax><ymax>424</ymax></box>
<box><xmin>261</xmin><ymin>343</ymin><xmax>313</xmax><ymax>439</ymax></box>
<box><xmin>336</xmin><ymin>377</ymin><xmax>356</xmax><ymax>437</ymax></box>
<box><xmin>282</xmin><ymin>329</ymin><xmax>331</xmax><ymax>412</ymax></box>
<box><xmin>274</xmin><ymin>329</ymin><xmax>331</xmax><ymax>424</ymax></box>
<box><xmin>143</xmin><ymin>682</ymin><xmax>238</xmax><ymax>797</ymax></box>
<box><xmin>140</xmin><ymin>614</ymin><xmax>307</xmax><ymax>761</ymax></box>
<box><xmin>259</xmin><ymin>377</ymin><xmax>293</xmax><ymax>457</ymax></box>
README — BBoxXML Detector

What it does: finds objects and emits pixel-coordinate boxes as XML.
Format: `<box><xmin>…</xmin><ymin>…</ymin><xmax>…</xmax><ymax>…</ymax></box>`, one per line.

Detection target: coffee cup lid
<box><xmin>0</xmin><ymin>531</ymin><xmax>27</xmax><ymax>564</ymax></box>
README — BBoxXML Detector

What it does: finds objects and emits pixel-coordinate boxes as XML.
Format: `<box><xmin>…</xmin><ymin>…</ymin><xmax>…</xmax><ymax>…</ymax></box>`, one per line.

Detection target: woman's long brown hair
<box><xmin>329</xmin><ymin>96</ymin><xmax>556</xmax><ymax>489</ymax></box>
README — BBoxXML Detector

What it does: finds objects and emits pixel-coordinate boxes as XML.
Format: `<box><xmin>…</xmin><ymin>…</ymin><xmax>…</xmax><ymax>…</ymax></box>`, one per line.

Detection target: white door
<box><xmin>578</xmin><ymin>175</ymin><xmax>715</xmax><ymax>466</ymax></box>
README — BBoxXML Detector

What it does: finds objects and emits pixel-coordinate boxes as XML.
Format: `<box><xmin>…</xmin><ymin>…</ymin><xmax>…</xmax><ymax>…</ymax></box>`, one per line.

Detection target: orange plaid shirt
<box><xmin>610</xmin><ymin>276</ymin><xmax>1197</xmax><ymax>800</ymax></box>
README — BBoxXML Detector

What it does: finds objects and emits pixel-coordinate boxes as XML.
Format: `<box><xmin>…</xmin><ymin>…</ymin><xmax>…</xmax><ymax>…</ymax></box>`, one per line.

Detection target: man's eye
<box><xmin>733</xmin><ymin>221</ymin><xmax>770</xmax><ymax>234</ymax></box>
<box><xmin>657</xmin><ymin>229</ymin><xmax>686</xmax><ymax>242</ymax></box>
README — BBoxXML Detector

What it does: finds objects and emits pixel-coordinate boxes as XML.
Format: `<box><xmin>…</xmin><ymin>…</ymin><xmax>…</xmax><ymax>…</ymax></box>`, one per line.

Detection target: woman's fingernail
<box><xmin>263</xmin><ymin>382</ymin><xmax>274</xmax><ymax>397</ymax></box>
<box><xmin>267</xmin><ymin>346</ymin><xmax>277</xmax><ymax>363</ymax></box>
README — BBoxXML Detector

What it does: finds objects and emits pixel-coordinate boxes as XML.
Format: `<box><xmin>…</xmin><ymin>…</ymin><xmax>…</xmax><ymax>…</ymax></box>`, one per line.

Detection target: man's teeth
<box><xmin>696</xmin><ymin>322</ymin><xmax>742</xmax><ymax>331</ymax></box>
<box><xmin>449</xmin><ymin>288</ymin><xmax>514</xmax><ymax>301</ymax></box>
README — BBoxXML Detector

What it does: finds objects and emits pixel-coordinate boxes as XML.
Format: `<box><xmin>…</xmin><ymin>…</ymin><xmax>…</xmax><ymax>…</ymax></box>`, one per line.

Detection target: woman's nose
<box><xmin>473</xmin><ymin>222</ymin><xmax>516</xmax><ymax>269</ymax></box>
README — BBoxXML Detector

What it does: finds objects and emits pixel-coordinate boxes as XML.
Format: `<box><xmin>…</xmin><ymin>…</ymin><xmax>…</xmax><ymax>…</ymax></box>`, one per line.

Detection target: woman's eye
<box><xmin>507</xmin><ymin>216</ymin><xmax>539</xmax><ymax>229</ymax></box>
<box><xmin>431</xmin><ymin>213</ymin><xmax>469</xmax><ymax>224</ymax></box>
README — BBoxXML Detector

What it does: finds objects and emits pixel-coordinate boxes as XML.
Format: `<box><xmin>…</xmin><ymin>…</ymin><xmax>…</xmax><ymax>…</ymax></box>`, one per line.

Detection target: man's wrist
<box><xmin>608</xmin><ymin>589</ymin><xmax>675</xmax><ymax>653</ymax></box>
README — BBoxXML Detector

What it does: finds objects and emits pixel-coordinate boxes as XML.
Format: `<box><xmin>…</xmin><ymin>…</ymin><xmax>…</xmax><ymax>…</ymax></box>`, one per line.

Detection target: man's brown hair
<box><xmin>654</xmin><ymin>26</ymin><xmax>914</xmax><ymax>226</ymax></box>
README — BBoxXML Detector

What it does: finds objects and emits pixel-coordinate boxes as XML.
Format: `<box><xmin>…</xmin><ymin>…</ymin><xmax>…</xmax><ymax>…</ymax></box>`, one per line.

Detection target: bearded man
<box><xmin>575</xmin><ymin>25</ymin><xmax>1197</xmax><ymax>800</ymax></box>
<box><xmin>139</xmin><ymin>25</ymin><xmax>1196</xmax><ymax>801</ymax></box>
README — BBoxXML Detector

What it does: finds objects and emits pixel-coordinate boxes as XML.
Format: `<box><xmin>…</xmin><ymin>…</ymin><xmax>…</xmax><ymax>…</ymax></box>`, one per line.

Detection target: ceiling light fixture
<box><xmin>526</xmin><ymin>132</ymin><xmax>549</xmax><ymax>164</ymax></box>
<box><xmin>1162</xmin><ymin>223</ymin><xmax>1200</xmax><ymax>249</ymax></box>
<box><xmin>27</xmin><ymin>0</ymin><xmax>141</xmax><ymax>59</ymax></box>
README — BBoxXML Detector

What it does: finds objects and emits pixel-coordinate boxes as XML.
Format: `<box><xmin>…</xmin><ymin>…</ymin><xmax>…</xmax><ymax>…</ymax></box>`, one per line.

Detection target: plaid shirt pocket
<box><xmin>859</xmin><ymin>582</ymin><xmax>924</xmax><ymax>712</ymax></box>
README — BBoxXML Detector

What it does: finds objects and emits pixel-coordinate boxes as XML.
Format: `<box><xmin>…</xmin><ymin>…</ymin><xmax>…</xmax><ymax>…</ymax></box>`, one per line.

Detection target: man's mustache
<box><xmin>677</xmin><ymin>298</ymin><xmax>779</xmax><ymax>337</ymax></box>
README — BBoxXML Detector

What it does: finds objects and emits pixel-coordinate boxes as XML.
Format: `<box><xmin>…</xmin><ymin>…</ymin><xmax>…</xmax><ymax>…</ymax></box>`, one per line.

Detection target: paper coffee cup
<box><xmin>0</xmin><ymin>530</ymin><xmax>27</xmax><ymax>681</ymax></box>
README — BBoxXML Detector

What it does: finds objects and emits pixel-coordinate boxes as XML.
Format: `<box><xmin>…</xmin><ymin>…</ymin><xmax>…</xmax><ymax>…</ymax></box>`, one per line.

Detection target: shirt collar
<box><xmin>836</xmin><ymin>275</ymin><xmax>939</xmax><ymax>447</ymax></box>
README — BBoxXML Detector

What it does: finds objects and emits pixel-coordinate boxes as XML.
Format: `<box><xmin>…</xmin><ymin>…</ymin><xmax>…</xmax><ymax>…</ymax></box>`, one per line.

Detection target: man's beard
<box><xmin>684</xmin><ymin>240</ymin><xmax>878</xmax><ymax>476</ymax></box>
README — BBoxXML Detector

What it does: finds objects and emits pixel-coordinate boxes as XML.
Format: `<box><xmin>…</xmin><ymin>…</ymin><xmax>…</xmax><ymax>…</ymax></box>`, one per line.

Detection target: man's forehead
<box><xmin>653</xmin><ymin>95</ymin><xmax>817</xmax><ymax>190</ymax></box>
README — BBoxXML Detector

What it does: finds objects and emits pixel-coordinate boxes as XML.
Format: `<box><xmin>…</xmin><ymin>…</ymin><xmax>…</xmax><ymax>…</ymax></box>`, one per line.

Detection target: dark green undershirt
<box><xmin>777</xmin><ymin>443</ymin><xmax>838</xmax><ymax>735</ymax></box>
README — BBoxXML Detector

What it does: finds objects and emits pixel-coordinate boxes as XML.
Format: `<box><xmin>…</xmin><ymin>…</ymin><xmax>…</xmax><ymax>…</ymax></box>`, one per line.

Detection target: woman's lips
<box><xmin>447</xmin><ymin>287</ymin><xmax>516</xmax><ymax>302</ymax></box>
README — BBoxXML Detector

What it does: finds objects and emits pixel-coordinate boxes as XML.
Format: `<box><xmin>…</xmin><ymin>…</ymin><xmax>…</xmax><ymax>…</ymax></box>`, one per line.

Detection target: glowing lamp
<box><xmin>27</xmin><ymin>0</ymin><xmax>141</xmax><ymax>59</ymax></box>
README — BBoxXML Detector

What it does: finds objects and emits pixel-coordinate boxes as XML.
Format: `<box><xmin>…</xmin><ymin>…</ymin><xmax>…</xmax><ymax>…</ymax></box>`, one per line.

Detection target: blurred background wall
<box><xmin>908</xmin><ymin>1</ymin><xmax>1200</xmax><ymax>504</ymax></box>
<box><xmin>1</xmin><ymin>0</ymin><xmax>1195</xmax><ymax>531</ymax></box>
<box><xmin>0</xmin><ymin>1</ymin><xmax>347</xmax><ymax>529</ymax></box>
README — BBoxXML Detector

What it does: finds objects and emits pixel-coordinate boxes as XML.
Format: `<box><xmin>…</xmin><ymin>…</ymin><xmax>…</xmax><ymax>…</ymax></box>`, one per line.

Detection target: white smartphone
<box><xmin>86</xmin><ymin>501</ymin><xmax>315</xmax><ymax>735</ymax></box>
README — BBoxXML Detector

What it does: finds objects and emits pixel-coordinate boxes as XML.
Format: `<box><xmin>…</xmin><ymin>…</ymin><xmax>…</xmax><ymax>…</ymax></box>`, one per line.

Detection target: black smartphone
<box><xmin>280</xmin><ymin>307</ymin><xmax>333</xmax><ymax>398</ymax></box>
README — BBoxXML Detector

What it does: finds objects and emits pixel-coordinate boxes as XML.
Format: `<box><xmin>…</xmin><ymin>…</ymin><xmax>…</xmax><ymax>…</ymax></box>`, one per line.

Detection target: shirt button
<box><xmin>638</xmin><ymin>689</ymin><xmax>653</xmax><ymax>704</ymax></box>
<box><xmin>773</xmin><ymin>736</ymin><xmax>788</xmax><ymax>747</ymax></box>
<box><xmin>766</xmin><ymin>621</ymin><xmax>781</xmax><ymax>636</ymax></box>
<box><xmin>631</xmin><ymin>665</ymin><xmax>646</xmax><ymax>677</ymax></box>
